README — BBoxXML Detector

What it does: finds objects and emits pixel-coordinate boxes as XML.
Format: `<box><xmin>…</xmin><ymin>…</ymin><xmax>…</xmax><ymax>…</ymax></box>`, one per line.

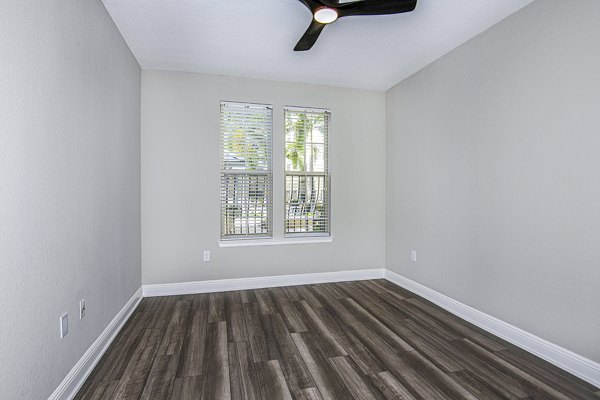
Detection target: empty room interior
<box><xmin>3</xmin><ymin>0</ymin><xmax>600</xmax><ymax>399</ymax></box>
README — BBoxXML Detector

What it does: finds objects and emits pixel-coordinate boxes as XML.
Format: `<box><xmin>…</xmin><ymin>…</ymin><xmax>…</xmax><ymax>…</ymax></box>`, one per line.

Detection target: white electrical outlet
<box><xmin>203</xmin><ymin>250</ymin><xmax>210</xmax><ymax>262</ymax></box>
<box><xmin>410</xmin><ymin>250</ymin><xmax>417</xmax><ymax>262</ymax></box>
<box><xmin>79</xmin><ymin>299</ymin><xmax>86</xmax><ymax>319</ymax></box>
<box><xmin>60</xmin><ymin>313</ymin><xmax>69</xmax><ymax>338</ymax></box>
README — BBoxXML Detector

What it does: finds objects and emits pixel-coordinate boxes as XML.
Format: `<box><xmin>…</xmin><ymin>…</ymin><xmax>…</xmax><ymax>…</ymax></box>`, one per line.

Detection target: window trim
<box><xmin>218</xmin><ymin>236</ymin><xmax>334</xmax><ymax>248</ymax></box>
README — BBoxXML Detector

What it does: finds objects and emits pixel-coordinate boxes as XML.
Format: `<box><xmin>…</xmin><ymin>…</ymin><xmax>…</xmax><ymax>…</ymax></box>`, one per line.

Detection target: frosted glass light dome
<box><xmin>314</xmin><ymin>7</ymin><xmax>338</xmax><ymax>24</ymax></box>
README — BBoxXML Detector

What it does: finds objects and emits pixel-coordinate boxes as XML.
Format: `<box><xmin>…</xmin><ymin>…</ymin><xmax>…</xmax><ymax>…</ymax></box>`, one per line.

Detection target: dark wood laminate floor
<box><xmin>75</xmin><ymin>280</ymin><xmax>600</xmax><ymax>400</ymax></box>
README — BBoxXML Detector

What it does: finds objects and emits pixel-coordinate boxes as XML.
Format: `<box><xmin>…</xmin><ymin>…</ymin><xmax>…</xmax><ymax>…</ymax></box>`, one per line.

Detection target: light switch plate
<box><xmin>60</xmin><ymin>313</ymin><xmax>69</xmax><ymax>338</ymax></box>
<box><xmin>410</xmin><ymin>250</ymin><xmax>417</xmax><ymax>262</ymax></box>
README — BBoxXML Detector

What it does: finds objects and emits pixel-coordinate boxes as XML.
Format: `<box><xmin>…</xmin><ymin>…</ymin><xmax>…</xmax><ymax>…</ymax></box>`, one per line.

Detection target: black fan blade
<box><xmin>294</xmin><ymin>20</ymin><xmax>327</xmax><ymax>51</ymax></box>
<box><xmin>298</xmin><ymin>0</ymin><xmax>326</xmax><ymax>11</ymax></box>
<box><xmin>338</xmin><ymin>0</ymin><xmax>417</xmax><ymax>17</ymax></box>
<box><xmin>317</xmin><ymin>0</ymin><xmax>342</xmax><ymax>7</ymax></box>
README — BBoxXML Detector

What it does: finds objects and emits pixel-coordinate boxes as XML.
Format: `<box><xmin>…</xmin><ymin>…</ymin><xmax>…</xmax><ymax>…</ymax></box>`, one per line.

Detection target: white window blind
<box><xmin>284</xmin><ymin>107</ymin><xmax>330</xmax><ymax>237</ymax></box>
<box><xmin>220</xmin><ymin>102</ymin><xmax>273</xmax><ymax>239</ymax></box>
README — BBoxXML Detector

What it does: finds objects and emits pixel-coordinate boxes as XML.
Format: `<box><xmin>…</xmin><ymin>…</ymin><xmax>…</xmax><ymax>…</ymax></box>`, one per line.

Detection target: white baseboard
<box><xmin>384</xmin><ymin>270</ymin><xmax>600</xmax><ymax>388</ymax></box>
<box><xmin>48</xmin><ymin>287</ymin><xmax>143</xmax><ymax>400</ymax></box>
<box><xmin>143</xmin><ymin>268</ymin><xmax>385</xmax><ymax>297</ymax></box>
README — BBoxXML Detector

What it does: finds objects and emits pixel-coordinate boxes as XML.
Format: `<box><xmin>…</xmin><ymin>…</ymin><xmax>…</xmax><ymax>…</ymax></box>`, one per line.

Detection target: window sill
<box><xmin>218</xmin><ymin>236</ymin><xmax>333</xmax><ymax>248</ymax></box>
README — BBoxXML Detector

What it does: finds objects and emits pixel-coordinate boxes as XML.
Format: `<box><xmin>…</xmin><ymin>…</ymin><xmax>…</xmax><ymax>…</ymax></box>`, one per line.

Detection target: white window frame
<box><xmin>283</xmin><ymin>106</ymin><xmax>331</xmax><ymax>238</ymax></box>
<box><xmin>220</xmin><ymin>101</ymin><xmax>273</xmax><ymax>240</ymax></box>
<box><xmin>218</xmin><ymin>103</ymin><xmax>333</xmax><ymax>247</ymax></box>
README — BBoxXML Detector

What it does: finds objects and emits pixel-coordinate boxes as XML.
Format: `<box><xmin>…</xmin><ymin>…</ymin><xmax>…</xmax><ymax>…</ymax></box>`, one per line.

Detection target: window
<box><xmin>219</xmin><ymin>103</ymin><xmax>331</xmax><ymax>244</ymax></box>
<box><xmin>220</xmin><ymin>102</ymin><xmax>273</xmax><ymax>239</ymax></box>
<box><xmin>284</xmin><ymin>107</ymin><xmax>330</xmax><ymax>236</ymax></box>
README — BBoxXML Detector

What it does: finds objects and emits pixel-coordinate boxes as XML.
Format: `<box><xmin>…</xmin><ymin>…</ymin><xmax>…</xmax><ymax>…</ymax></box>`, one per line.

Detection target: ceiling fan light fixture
<box><xmin>295</xmin><ymin>0</ymin><xmax>417</xmax><ymax>51</ymax></box>
<box><xmin>314</xmin><ymin>7</ymin><xmax>338</xmax><ymax>24</ymax></box>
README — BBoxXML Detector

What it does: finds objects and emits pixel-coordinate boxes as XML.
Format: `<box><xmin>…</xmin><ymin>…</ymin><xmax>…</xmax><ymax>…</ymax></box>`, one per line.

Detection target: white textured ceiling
<box><xmin>102</xmin><ymin>0</ymin><xmax>534</xmax><ymax>91</ymax></box>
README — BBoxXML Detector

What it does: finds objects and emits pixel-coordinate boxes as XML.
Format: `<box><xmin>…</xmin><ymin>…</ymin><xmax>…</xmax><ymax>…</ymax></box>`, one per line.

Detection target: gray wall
<box><xmin>142</xmin><ymin>70</ymin><xmax>386</xmax><ymax>285</ymax></box>
<box><xmin>0</xmin><ymin>1</ymin><xmax>141</xmax><ymax>398</ymax></box>
<box><xmin>386</xmin><ymin>0</ymin><xmax>600</xmax><ymax>363</ymax></box>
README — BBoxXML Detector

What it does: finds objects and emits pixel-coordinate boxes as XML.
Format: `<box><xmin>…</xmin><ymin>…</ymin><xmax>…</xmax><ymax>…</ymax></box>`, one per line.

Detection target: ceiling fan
<box><xmin>294</xmin><ymin>0</ymin><xmax>418</xmax><ymax>51</ymax></box>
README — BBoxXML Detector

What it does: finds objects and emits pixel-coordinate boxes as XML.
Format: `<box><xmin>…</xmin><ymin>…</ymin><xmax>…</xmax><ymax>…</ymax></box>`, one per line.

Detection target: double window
<box><xmin>220</xmin><ymin>102</ymin><xmax>330</xmax><ymax>241</ymax></box>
